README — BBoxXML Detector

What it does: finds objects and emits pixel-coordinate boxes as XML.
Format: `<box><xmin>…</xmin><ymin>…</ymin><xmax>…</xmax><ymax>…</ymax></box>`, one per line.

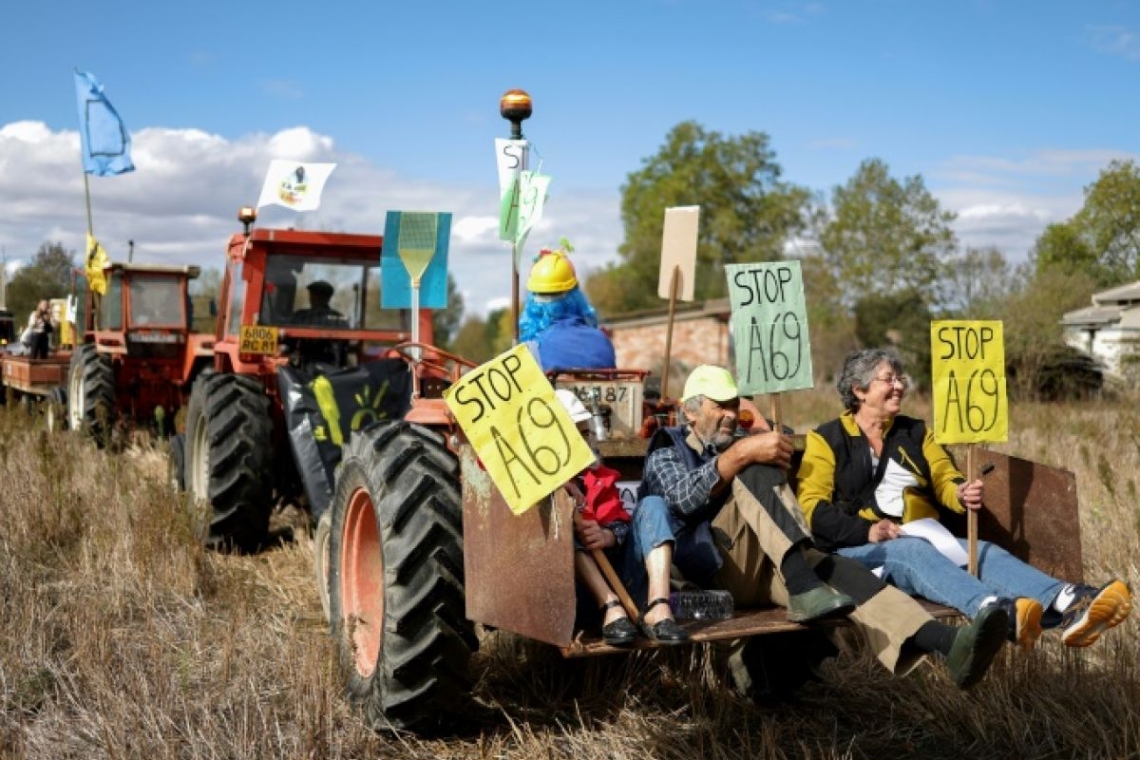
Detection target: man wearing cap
<box><xmin>293</xmin><ymin>280</ymin><xmax>345</xmax><ymax>327</ymax></box>
<box><xmin>638</xmin><ymin>364</ymin><xmax>1009</xmax><ymax>688</ymax></box>
<box><xmin>520</xmin><ymin>246</ymin><xmax>615</xmax><ymax>371</ymax></box>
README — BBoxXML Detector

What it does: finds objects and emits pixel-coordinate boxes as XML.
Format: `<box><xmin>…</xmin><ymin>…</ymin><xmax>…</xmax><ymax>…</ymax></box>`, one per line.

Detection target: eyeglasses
<box><xmin>872</xmin><ymin>374</ymin><xmax>908</xmax><ymax>389</ymax></box>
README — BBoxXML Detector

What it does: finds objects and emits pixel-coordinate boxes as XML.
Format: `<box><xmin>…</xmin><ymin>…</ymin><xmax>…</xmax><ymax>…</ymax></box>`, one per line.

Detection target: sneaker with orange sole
<box><xmin>1061</xmin><ymin>580</ymin><xmax>1132</xmax><ymax>648</ymax></box>
<box><xmin>1008</xmin><ymin>597</ymin><xmax>1044</xmax><ymax>650</ymax></box>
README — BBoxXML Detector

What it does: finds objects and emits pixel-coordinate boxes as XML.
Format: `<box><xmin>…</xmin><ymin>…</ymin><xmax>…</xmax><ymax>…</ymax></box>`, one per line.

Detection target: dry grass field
<box><xmin>1</xmin><ymin>390</ymin><xmax>1138</xmax><ymax>760</ymax></box>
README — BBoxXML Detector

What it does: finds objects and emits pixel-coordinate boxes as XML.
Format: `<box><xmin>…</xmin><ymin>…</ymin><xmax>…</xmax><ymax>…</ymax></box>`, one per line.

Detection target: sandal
<box><xmin>639</xmin><ymin>597</ymin><xmax>690</xmax><ymax>645</ymax></box>
<box><xmin>599</xmin><ymin>600</ymin><xmax>637</xmax><ymax>647</ymax></box>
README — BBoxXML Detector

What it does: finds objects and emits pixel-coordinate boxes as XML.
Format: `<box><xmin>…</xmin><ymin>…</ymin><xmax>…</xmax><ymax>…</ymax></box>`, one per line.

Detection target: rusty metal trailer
<box><xmin>1</xmin><ymin>353</ymin><xmax>71</xmax><ymax>423</ymax></box>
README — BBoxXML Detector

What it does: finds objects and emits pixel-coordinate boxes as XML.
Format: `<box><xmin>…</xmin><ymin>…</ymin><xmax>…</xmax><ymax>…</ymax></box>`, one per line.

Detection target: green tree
<box><xmin>1031</xmin><ymin>221</ymin><xmax>1097</xmax><ymax>280</ymax></box>
<box><xmin>449</xmin><ymin>307</ymin><xmax>514</xmax><ymax>364</ymax></box>
<box><xmin>853</xmin><ymin>289</ymin><xmax>933</xmax><ymax>387</ymax></box>
<box><xmin>996</xmin><ymin>265</ymin><xmax>1098</xmax><ymax>399</ymax></box>
<box><xmin>7</xmin><ymin>242</ymin><xmax>76</xmax><ymax>323</ymax></box>
<box><xmin>431</xmin><ymin>274</ymin><xmax>464</xmax><ymax>351</ymax></box>
<box><xmin>799</xmin><ymin>253</ymin><xmax>858</xmax><ymax>382</ymax></box>
<box><xmin>820</xmin><ymin>158</ymin><xmax>957</xmax><ymax>307</ymax></box>
<box><xmin>586</xmin><ymin>121</ymin><xmax>813</xmax><ymax>315</ymax></box>
<box><xmin>942</xmin><ymin>246</ymin><xmax>1017</xmax><ymax>318</ymax></box>
<box><xmin>1034</xmin><ymin>160</ymin><xmax>1140</xmax><ymax>287</ymax></box>
<box><xmin>451</xmin><ymin>315</ymin><xmax>491</xmax><ymax>364</ymax></box>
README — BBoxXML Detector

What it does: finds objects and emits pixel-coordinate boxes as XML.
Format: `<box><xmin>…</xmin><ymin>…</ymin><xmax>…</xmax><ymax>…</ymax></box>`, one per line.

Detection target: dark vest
<box><xmin>640</xmin><ymin>425</ymin><xmax>725</xmax><ymax>583</ymax></box>
<box><xmin>814</xmin><ymin>415</ymin><xmax>933</xmax><ymax>520</ymax></box>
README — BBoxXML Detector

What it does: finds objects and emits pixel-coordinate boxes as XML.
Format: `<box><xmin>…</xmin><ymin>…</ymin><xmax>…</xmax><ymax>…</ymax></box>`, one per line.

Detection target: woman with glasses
<box><xmin>796</xmin><ymin>347</ymin><xmax>1131</xmax><ymax>651</ymax></box>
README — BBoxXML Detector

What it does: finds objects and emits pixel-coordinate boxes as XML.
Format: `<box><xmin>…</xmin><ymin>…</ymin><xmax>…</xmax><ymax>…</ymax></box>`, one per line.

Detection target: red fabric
<box><xmin>580</xmin><ymin>464</ymin><xmax>630</xmax><ymax>526</ymax></box>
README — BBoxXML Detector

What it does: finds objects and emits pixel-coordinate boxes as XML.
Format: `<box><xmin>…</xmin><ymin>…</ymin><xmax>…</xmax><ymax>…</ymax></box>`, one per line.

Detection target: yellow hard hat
<box><xmin>526</xmin><ymin>249</ymin><xmax>578</xmax><ymax>294</ymax></box>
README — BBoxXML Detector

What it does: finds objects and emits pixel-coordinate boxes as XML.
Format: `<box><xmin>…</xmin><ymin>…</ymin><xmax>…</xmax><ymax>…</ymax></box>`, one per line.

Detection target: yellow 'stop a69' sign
<box><xmin>930</xmin><ymin>320</ymin><xmax>1008</xmax><ymax>445</ymax></box>
<box><xmin>444</xmin><ymin>345</ymin><xmax>596</xmax><ymax>515</ymax></box>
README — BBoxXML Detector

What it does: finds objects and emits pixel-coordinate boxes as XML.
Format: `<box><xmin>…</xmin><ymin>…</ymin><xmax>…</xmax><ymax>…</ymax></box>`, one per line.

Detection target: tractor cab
<box><xmin>92</xmin><ymin>262</ymin><xmax>203</xmax><ymax>359</ymax></box>
<box><xmin>213</xmin><ymin>211</ymin><xmax>433</xmax><ymax>384</ymax></box>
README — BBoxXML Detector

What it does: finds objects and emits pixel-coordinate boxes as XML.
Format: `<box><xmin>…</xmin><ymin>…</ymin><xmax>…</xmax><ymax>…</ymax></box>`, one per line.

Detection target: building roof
<box><xmin>1060</xmin><ymin>304</ymin><xmax>1123</xmax><ymax>328</ymax></box>
<box><xmin>603</xmin><ymin>297</ymin><xmax>731</xmax><ymax>329</ymax></box>
<box><xmin>1092</xmin><ymin>280</ymin><xmax>1140</xmax><ymax>306</ymax></box>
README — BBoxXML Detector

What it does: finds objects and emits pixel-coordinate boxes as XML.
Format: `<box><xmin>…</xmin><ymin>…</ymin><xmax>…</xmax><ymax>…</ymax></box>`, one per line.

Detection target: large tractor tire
<box><xmin>313</xmin><ymin>510</ymin><xmax>332</xmax><ymax>623</ymax></box>
<box><xmin>184</xmin><ymin>373</ymin><xmax>273</xmax><ymax>553</ymax></box>
<box><xmin>328</xmin><ymin>421</ymin><xmax>477</xmax><ymax>734</ymax></box>
<box><xmin>44</xmin><ymin>387</ymin><xmax>67</xmax><ymax>433</ymax></box>
<box><xmin>67</xmin><ymin>343</ymin><xmax>115</xmax><ymax>442</ymax></box>
<box><xmin>168</xmin><ymin>433</ymin><xmax>186</xmax><ymax>492</ymax></box>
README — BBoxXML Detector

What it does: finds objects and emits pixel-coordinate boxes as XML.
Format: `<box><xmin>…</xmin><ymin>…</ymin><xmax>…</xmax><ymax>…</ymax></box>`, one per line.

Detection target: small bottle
<box><xmin>669</xmin><ymin>589</ymin><xmax>734</xmax><ymax>621</ymax></box>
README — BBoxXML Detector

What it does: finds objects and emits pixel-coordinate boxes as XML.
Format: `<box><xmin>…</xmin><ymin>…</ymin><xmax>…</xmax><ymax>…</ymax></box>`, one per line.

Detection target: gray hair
<box><xmin>681</xmin><ymin>395</ymin><xmax>704</xmax><ymax>419</ymax></box>
<box><xmin>837</xmin><ymin>348</ymin><xmax>904</xmax><ymax>412</ymax></box>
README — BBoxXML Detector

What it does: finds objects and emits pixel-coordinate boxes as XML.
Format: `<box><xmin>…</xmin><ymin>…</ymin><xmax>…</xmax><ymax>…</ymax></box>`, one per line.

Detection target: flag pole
<box><xmin>500</xmin><ymin>90</ymin><xmax>532</xmax><ymax>346</ymax></box>
<box><xmin>661</xmin><ymin>265</ymin><xmax>680</xmax><ymax>401</ymax></box>
<box><xmin>83</xmin><ymin>172</ymin><xmax>94</xmax><ymax>237</ymax></box>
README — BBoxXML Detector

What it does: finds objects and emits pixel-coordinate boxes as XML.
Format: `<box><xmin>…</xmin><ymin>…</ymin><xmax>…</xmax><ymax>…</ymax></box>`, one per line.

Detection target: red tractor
<box><xmin>175</xmin><ymin>207</ymin><xmax>469</xmax><ymax>554</ymax></box>
<box><xmin>66</xmin><ymin>261</ymin><xmax>214</xmax><ymax>439</ymax></box>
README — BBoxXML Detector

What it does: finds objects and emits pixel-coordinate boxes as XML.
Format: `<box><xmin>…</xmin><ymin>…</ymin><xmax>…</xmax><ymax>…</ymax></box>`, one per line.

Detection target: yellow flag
<box><xmin>85</xmin><ymin>233</ymin><xmax>110</xmax><ymax>295</ymax></box>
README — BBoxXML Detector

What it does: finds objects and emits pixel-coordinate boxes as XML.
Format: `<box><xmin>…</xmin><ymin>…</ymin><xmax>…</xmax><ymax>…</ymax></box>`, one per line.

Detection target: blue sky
<box><xmin>2</xmin><ymin>0</ymin><xmax>1139</xmax><ymax>315</ymax></box>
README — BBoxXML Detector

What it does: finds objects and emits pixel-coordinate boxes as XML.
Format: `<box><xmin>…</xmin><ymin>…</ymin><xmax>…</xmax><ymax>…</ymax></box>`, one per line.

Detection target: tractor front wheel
<box><xmin>328</xmin><ymin>421</ymin><xmax>476</xmax><ymax>734</ymax></box>
<box><xmin>184</xmin><ymin>373</ymin><xmax>273</xmax><ymax>552</ymax></box>
<box><xmin>66</xmin><ymin>343</ymin><xmax>114</xmax><ymax>442</ymax></box>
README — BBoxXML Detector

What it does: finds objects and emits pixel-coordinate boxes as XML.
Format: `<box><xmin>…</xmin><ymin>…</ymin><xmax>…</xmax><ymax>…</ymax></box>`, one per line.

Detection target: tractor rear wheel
<box><xmin>185</xmin><ymin>373</ymin><xmax>273</xmax><ymax>553</ymax></box>
<box><xmin>67</xmin><ymin>343</ymin><xmax>114</xmax><ymax>442</ymax></box>
<box><xmin>328</xmin><ymin>421</ymin><xmax>476</xmax><ymax>734</ymax></box>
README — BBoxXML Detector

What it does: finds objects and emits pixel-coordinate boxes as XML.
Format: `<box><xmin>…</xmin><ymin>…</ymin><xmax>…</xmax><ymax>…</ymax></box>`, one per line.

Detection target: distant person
<box><xmin>797</xmin><ymin>347</ymin><xmax>1133</xmax><ymax>650</ymax></box>
<box><xmin>292</xmin><ymin>281</ymin><xmax>346</xmax><ymax>326</ymax></box>
<box><xmin>25</xmin><ymin>300</ymin><xmax>53</xmax><ymax>360</ymax></box>
<box><xmin>519</xmin><ymin>243</ymin><xmax>615</xmax><ymax>371</ymax></box>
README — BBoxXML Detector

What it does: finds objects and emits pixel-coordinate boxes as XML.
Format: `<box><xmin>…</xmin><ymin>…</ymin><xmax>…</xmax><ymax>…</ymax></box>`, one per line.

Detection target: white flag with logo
<box><xmin>257</xmin><ymin>160</ymin><xmax>337</xmax><ymax>211</ymax></box>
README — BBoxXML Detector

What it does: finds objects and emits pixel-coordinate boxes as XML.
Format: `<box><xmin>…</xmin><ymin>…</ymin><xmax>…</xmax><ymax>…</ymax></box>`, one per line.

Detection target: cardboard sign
<box><xmin>499</xmin><ymin>171</ymin><xmax>551</xmax><ymax>254</ymax></box>
<box><xmin>930</xmin><ymin>320</ymin><xmax>1008</xmax><ymax>444</ymax></box>
<box><xmin>658</xmin><ymin>206</ymin><xmax>698</xmax><ymax>301</ymax></box>
<box><xmin>445</xmin><ymin>345</ymin><xmax>596</xmax><ymax>514</ymax></box>
<box><xmin>495</xmin><ymin>138</ymin><xmax>528</xmax><ymax>198</ymax></box>
<box><xmin>724</xmin><ymin>261</ymin><xmax>813</xmax><ymax>394</ymax></box>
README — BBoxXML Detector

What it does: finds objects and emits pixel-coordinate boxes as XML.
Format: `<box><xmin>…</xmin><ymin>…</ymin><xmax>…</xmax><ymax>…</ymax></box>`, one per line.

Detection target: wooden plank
<box><xmin>560</xmin><ymin>600</ymin><xmax>959</xmax><ymax>658</ymax></box>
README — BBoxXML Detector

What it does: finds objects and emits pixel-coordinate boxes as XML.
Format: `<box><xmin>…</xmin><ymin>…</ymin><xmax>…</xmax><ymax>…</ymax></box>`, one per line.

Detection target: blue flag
<box><xmin>74</xmin><ymin>70</ymin><xmax>135</xmax><ymax>177</ymax></box>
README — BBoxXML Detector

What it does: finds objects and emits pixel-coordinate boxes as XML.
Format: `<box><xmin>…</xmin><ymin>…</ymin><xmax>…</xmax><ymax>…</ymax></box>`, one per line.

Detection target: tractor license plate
<box><xmin>239</xmin><ymin>325</ymin><xmax>279</xmax><ymax>355</ymax></box>
<box><xmin>561</xmin><ymin>380</ymin><xmax>643</xmax><ymax>439</ymax></box>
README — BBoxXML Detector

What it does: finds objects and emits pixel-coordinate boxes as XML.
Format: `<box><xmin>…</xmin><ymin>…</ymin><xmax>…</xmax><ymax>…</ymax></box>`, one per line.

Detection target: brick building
<box><xmin>602</xmin><ymin>298</ymin><xmax>732</xmax><ymax>396</ymax></box>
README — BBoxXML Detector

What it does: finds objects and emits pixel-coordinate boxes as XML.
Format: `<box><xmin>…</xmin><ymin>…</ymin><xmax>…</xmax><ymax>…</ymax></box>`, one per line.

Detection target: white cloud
<box><xmin>928</xmin><ymin>149</ymin><xmax>1125</xmax><ymax>259</ymax></box>
<box><xmin>0</xmin><ymin>121</ymin><xmax>622</xmax><ymax>318</ymax></box>
<box><xmin>1087</xmin><ymin>24</ymin><xmax>1140</xmax><ymax>62</ymax></box>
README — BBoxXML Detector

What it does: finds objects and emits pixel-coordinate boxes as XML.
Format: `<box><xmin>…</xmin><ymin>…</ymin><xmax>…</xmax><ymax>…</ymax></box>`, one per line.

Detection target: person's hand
<box><xmin>868</xmin><ymin>519</ymin><xmax>902</xmax><ymax>543</ymax></box>
<box><xmin>736</xmin><ymin>430</ymin><xmax>794</xmax><ymax>470</ymax></box>
<box><xmin>572</xmin><ymin>512</ymin><xmax>612</xmax><ymax>550</ymax></box>
<box><xmin>957</xmin><ymin>479</ymin><xmax>984</xmax><ymax>511</ymax></box>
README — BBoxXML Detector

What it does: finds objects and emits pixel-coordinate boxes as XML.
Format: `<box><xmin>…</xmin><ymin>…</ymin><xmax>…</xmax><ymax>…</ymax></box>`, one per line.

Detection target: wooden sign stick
<box><xmin>591</xmin><ymin>549</ymin><xmax>640</xmax><ymax>621</ymax></box>
<box><xmin>660</xmin><ymin>265</ymin><xmax>680</xmax><ymax>401</ymax></box>
<box><xmin>967</xmin><ymin>443</ymin><xmax>978</xmax><ymax>577</ymax></box>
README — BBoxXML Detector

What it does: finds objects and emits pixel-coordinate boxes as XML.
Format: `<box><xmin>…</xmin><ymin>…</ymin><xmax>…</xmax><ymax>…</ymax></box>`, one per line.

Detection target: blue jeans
<box><xmin>838</xmin><ymin>537</ymin><xmax>1064</xmax><ymax>617</ymax></box>
<box><xmin>617</xmin><ymin>495</ymin><xmax>681</xmax><ymax>607</ymax></box>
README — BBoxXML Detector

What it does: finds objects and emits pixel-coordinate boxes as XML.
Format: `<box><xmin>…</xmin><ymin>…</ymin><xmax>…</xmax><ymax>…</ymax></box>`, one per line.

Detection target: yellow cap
<box><xmin>681</xmin><ymin>365</ymin><xmax>738</xmax><ymax>403</ymax></box>
<box><xmin>526</xmin><ymin>250</ymin><xmax>578</xmax><ymax>294</ymax></box>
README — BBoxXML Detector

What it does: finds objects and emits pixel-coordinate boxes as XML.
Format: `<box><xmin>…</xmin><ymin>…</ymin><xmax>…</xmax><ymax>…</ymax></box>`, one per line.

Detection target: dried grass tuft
<box><xmin>0</xmin><ymin>394</ymin><xmax>1138</xmax><ymax>758</ymax></box>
